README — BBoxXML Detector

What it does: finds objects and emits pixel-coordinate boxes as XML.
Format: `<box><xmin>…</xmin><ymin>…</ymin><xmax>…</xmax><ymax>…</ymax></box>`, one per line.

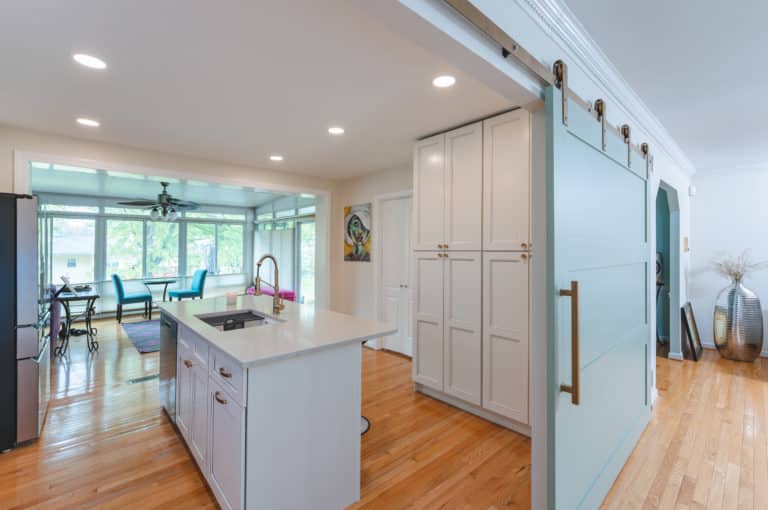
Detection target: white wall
<box><xmin>330</xmin><ymin>164</ymin><xmax>412</xmax><ymax>318</ymax></box>
<box><xmin>690</xmin><ymin>167</ymin><xmax>768</xmax><ymax>354</ymax></box>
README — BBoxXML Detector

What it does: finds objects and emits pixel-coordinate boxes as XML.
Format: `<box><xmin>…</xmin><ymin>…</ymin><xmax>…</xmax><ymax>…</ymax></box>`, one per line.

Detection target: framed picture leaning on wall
<box><xmin>681</xmin><ymin>302</ymin><xmax>703</xmax><ymax>361</ymax></box>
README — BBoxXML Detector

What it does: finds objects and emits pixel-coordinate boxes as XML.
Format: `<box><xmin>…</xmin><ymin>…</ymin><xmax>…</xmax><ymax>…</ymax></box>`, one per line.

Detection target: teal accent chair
<box><xmin>111</xmin><ymin>274</ymin><xmax>153</xmax><ymax>323</ymax></box>
<box><xmin>169</xmin><ymin>269</ymin><xmax>208</xmax><ymax>302</ymax></box>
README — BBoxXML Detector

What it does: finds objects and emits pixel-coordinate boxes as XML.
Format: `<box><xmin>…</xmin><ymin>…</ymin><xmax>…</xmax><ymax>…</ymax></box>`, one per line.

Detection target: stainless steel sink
<box><xmin>196</xmin><ymin>310</ymin><xmax>273</xmax><ymax>331</ymax></box>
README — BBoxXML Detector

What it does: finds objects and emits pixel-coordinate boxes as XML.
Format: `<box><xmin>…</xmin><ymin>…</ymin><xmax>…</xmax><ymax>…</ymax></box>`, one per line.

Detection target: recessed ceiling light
<box><xmin>328</xmin><ymin>126</ymin><xmax>345</xmax><ymax>135</ymax></box>
<box><xmin>73</xmin><ymin>53</ymin><xmax>107</xmax><ymax>70</ymax></box>
<box><xmin>269</xmin><ymin>155</ymin><xmax>284</xmax><ymax>162</ymax></box>
<box><xmin>432</xmin><ymin>75</ymin><xmax>456</xmax><ymax>88</ymax></box>
<box><xmin>76</xmin><ymin>117</ymin><xmax>100</xmax><ymax>127</ymax></box>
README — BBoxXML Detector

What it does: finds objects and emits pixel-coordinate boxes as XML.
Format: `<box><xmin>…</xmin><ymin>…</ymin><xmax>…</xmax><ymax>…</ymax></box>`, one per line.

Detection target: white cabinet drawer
<box><xmin>209</xmin><ymin>347</ymin><xmax>246</xmax><ymax>407</ymax></box>
<box><xmin>179</xmin><ymin>325</ymin><xmax>209</xmax><ymax>368</ymax></box>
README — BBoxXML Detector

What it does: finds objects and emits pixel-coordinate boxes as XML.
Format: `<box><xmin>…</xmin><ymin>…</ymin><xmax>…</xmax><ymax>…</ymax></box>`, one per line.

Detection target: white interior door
<box><xmin>379</xmin><ymin>195</ymin><xmax>413</xmax><ymax>356</ymax></box>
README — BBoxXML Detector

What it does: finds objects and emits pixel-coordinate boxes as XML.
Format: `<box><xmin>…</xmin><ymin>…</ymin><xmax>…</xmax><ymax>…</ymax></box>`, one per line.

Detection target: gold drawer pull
<box><xmin>183</xmin><ymin>359</ymin><xmax>193</xmax><ymax>368</ymax></box>
<box><xmin>219</xmin><ymin>367</ymin><xmax>233</xmax><ymax>379</ymax></box>
<box><xmin>214</xmin><ymin>391</ymin><xmax>228</xmax><ymax>405</ymax></box>
<box><xmin>559</xmin><ymin>281</ymin><xmax>580</xmax><ymax>405</ymax></box>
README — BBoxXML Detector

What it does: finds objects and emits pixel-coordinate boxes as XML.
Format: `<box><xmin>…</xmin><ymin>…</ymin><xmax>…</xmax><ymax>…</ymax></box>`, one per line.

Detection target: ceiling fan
<box><xmin>117</xmin><ymin>181</ymin><xmax>199</xmax><ymax>221</ymax></box>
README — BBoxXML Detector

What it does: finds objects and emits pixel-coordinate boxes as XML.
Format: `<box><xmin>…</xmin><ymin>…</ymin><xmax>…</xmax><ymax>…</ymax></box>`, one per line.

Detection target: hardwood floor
<box><xmin>0</xmin><ymin>319</ymin><xmax>530</xmax><ymax>509</ymax></box>
<box><xmin>602</xmin><ymin>349</ymin><xmax>768</xmax><ymax>509</ymax></box>
<box><xmin>7</xmin><ymin>318</ymin><xmax>756</xmax><ymax>509</ymax></box>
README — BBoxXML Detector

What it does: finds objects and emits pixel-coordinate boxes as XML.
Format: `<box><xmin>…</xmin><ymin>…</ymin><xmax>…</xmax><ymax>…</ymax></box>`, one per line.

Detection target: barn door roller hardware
<box><xmin>553</xmin><ymin>60</ymin><xmax>568</xmax><ymax>126</ymax></box>
<box><xmin>595</xmin><ymin>99</ymin><xmax>607</xmax><ymax>150</ymax></box>
<box><xmin>641</xmin><ymin>143</ymin><xmax>652</xmax><ymax>177</ymax></box>
<box><xmin>442</xmin><ymin>0</ymin><xmax>652</xmax><ymax>164</ymax></box>
<box><xmin>621</xmin><ymin>124</ymin><xmax>631</xmax><ymax>168</ymax></box>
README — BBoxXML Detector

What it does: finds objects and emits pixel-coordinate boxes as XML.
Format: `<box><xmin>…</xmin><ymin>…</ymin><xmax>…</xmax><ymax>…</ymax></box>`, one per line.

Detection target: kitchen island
<box><xmin>159</xmin><ymin>295</ymin><xmax>396</xmax><ymax>510</ymax></box>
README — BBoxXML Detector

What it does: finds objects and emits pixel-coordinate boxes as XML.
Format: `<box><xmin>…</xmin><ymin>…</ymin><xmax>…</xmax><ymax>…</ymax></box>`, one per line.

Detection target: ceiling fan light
<box><xmin>150</xmin><ymin>207</ymin><xmax>161</xmax><ymax>221</ymax></box>
<box><xmin>167</xmin><ymin>208</ymin><xmax>178</xmax><ymax>222</ymax></box>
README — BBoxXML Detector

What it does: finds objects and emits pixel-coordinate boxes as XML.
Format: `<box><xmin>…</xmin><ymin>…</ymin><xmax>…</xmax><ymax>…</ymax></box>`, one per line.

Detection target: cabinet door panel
<box><xmin>209</xmin><ymin>379</ymin><xmax>245</xmax><ymax>510</ymax></box>
<box><xmin>482</xmin><ymin>252</ymin><xmax>529</xmax><ymax>423</ymax></box>
<box><xmin>413</xmin><ymin>135</ymin><xmax>445</xmax><ymax>251</ymax></box>
<box><xmin>445</xmin><ymin>122</ymin><xmax>482</xmax><ymax>251</ymax></box>
<box><xmin>189</xmin><ymin>365</ymin><xmax>208</xmax><ymax>466</ymax></box>
<box><xmin>412</xmin><ymin>253</ymin><xmax>444</xmax><ymax>389</ymax></box>
<box><xmin>443</xmin><ymin>252</ymin><xmax>481</xmax><ymax>405</ymax></box>
<box><xmin>483</xmin><ymin>110</ymin><xmax>531</xmax><ymax>251</ymax></box>
<box><xmin>176</xmin><ymin>344</ymin><xmax>193</xmax><ymax>440</ymax></box>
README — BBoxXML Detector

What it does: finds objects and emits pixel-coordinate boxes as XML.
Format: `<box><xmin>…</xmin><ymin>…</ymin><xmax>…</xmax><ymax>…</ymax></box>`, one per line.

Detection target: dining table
<box><xmin>142</xmin><ymin>278</ymin><xmax>178</xmax><ymax>303</ymax></box>
<box><xmin>54</xmin><ymin>288</ymin><xmax>100</xmax><ymax>356</ymax></box>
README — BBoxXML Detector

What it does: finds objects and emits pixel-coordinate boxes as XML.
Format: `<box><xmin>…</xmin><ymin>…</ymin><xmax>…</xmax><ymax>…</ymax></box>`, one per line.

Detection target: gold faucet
<box><xmin>254</xmin><ymin>254</ymin><xmax>285</xmax><ymax>314</ymax></box>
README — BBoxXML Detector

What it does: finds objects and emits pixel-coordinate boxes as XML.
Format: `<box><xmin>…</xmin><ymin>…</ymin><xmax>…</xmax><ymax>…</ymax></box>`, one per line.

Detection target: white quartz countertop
<box><xmin>160</xmin><ymin>295</ymin><xmax>397</xmax><ymax>367</ymax></box>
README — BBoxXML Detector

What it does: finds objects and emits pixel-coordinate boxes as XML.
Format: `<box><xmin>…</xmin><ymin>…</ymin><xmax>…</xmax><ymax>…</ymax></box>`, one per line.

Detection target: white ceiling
<box><xmin>29</xmin><ymin>163</ymin><xmax>290</xmax><ymax>208</ymax></box>
<box><xmin>0</xmin><ymin>0</ymin><xmax>512</xmax><ymax>180</ymax></box>
<box><xmin>562</xmin><ymin>0</ymin><xmax>768</xmax><ymax>173</ymax></box>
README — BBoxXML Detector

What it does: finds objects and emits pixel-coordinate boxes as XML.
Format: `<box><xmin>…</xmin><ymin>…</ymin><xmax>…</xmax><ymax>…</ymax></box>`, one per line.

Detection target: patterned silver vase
<box><xmin>713</xmin><ymin>278</ymin><xmax>763</xmax><ymax>361</ymax></box>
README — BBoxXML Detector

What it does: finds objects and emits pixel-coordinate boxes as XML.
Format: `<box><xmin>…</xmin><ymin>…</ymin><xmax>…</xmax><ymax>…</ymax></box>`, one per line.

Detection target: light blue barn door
<box><xmin>546</xmin><ymin>85</ymin><xmax>651</xmax><ymax>509</ymax></box>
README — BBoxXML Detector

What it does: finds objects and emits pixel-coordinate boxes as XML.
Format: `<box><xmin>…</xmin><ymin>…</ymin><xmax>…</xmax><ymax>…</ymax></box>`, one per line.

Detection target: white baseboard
<box><xmin>667</xmin><ymin>351</ymin><xmax>684</xmax><ymax>361</ymax></box>
<box><xmin>414</xmin><ymin>384</ymin><xmax>531</xmax><ymax>437</ymax></box>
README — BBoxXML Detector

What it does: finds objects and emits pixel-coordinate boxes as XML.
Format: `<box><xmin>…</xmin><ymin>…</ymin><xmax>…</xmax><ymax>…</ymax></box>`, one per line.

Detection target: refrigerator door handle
<box><xmin>32</xmin><ymin>335</ymin><xmax>49</xmax><ymax>364</ymax></box>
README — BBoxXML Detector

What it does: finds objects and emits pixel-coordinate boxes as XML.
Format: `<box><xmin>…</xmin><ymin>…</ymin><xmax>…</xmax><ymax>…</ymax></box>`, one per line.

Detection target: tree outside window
<box><xmin>106</xmin><ymin>220</ymin><xmax>143</xmax><ymax>279</ymax></box>
<box><xmin>147</xmin><ymin>222</ymin><xmax>179</xmax><ymax>277</ymax></box>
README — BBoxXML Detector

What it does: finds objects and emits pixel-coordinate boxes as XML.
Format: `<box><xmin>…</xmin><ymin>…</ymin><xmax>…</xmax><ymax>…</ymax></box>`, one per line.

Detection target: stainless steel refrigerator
<box><xmin>0</xmin><ymin>194</ymin><xmax>50</xmax><ymax>451</ymax></box>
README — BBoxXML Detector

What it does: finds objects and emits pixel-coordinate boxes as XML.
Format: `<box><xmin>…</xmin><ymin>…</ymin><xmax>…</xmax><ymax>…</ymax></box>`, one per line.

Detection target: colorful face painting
<box><xmin>343</xmin><ymin>203</ymin><xmax>371</xmax><ymax>262</ymax></box>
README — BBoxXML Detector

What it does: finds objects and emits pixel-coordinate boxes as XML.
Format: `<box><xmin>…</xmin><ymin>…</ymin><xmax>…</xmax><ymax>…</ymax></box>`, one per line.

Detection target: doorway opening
<box><xmin>655</xmin><ymin>181</ymin><xmax>682</xmax><ymax>360</ymax></box>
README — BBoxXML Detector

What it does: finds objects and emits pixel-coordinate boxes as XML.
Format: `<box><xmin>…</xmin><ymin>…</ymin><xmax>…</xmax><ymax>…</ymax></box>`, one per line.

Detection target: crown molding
<box><xmin>514</xmin><ymin>0</ymin><xmax>697</xmax><ymax>177</ymax></box>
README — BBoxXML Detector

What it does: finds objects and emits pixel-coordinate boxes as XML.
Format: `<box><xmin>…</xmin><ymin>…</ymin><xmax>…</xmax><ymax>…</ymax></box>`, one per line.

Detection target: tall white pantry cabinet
<box><xmin>412</xmin><ymin>109</ymin><xmax>531</xmax><ymax>432</ymax></box>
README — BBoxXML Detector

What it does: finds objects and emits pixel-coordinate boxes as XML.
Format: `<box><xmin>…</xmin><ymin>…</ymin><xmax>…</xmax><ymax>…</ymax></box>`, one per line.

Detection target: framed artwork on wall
<box><xmin>343</xmin><ymin>203</ymin><xmax>371</xmax><ymax>262</ymax></box>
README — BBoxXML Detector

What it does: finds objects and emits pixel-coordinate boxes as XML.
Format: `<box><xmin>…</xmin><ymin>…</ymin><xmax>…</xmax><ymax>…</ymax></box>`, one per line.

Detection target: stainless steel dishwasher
<box><xmin>159</xmin><ymin>311</ymin><xmax>178</xmax><ymax>422</ymax></box>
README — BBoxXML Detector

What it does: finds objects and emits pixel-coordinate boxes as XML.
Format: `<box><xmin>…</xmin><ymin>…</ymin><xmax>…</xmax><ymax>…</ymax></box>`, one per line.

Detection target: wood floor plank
<box><xmin>4</xmin><ymin>320</ymin><xmax>768</xmax><ymax>509</ymax></box>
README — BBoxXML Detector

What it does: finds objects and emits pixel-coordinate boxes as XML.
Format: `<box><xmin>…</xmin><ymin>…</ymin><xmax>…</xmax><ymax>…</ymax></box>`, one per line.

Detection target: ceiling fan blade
<box><xmin>167</xmin><ymin>198</ymin><xmax>199</xmax><ymax>209</ymax></box>
<box><xmin>117</xmin><ymin>200</ymin><xmax>158</xmax><ymax>207</ymax></box>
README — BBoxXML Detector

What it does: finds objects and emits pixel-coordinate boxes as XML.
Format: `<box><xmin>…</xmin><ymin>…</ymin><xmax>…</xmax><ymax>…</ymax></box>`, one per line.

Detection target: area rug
<box><xmin>122</xmin><ymin>320</ymin><xmax>161</xmax><ymax>353</ymax></box>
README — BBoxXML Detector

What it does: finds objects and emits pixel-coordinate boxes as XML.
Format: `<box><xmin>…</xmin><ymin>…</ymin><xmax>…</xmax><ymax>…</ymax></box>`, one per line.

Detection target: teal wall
<box><xmin>656</xmin><ymin>189</ymin><xmax>670</xmax><ymax>340</ymax></box>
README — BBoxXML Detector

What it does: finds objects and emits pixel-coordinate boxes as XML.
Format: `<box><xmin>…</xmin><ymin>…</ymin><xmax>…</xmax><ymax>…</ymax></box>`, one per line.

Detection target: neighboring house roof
<box><xmin>53</xmin><ymin>235</ymin><xmax>94</xmax><ymax>255</ymax></box>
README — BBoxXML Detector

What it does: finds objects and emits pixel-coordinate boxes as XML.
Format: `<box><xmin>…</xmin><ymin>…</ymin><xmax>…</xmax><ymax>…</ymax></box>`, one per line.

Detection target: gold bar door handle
<box><xmin>559</xmin><ymin>281</ymin><xmax>580</xmax><ymax>405</ymax></box>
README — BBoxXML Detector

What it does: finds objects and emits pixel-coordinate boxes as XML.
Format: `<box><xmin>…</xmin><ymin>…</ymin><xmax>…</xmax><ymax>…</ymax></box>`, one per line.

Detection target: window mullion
<box><xmin>179</xmin><ymin>221</ymin><xmax>187</xmax><ymax>280</ymax></box>
<box><xmin>94</xmin><ymin>215</ymin><xmax>106</xmax><ymax>285</ymax></box>
<box><xmin>142</xmin><ymin>221</ymin><xmax>148</xmax><ymax>278</ymax></box>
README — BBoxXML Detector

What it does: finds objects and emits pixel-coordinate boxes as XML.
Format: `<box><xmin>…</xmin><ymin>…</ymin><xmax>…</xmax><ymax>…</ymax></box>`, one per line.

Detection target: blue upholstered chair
<box><xmin>169</xmin><ymin>269</ymin><xmax>208</xmax><ymax>302</ymax></box>
<box><xmin>112</xmin><ymin>274</ymin><xmax>153</xmax><ymax>323</ymax></box>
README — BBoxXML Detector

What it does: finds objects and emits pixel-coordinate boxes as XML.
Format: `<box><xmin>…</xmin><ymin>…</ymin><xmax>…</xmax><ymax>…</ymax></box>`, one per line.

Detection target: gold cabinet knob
<box><xmin>521</xmin><ymin>242</ymin><xmax>528</xmax><ymax>249</ymax></box>
<box><xmin>521</xmin><ymin>253</ymin><xmax>528</xmax><ymax>260</ymax></box>
<box><xmin>183</xmin><ymin>359</ymin><xmax>193</xmax><ymax>368</ymax></box>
